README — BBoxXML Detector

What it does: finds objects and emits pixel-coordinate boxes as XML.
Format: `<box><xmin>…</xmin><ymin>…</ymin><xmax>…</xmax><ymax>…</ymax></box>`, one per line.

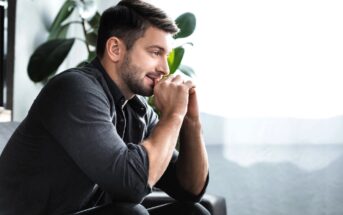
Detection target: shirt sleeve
<box><xmin>144</xmin><ymin>105</ymin><xmax>209</xmax><ymax>203</ymax></box>
<box><xmin>154</xmin><ymin>150</ymin><xmax>209</xmax><ymax>203</ymax></box>
<box><xmin>31</xmin><ymin>71</ymin><xmax>151</xmax><ymax>203</ymax></box>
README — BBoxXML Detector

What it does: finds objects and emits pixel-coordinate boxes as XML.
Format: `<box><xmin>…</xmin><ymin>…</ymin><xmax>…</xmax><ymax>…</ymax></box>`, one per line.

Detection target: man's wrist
<box><xmin>182</xmin><ymin>116</ymin><xmax>202</xmax><ymax>130</ymax></box>
<box><xmin>160</xmin><ymin>112</ymin><xmax>185</xmax><ymax>126</ymax></box>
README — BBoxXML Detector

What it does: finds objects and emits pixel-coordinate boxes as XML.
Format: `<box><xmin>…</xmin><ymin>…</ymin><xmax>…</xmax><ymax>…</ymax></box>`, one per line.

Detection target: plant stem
<box><xmin>81</xmin><ymin>18</ymin><xmax>91</xmax><ymax>54</ymax></box>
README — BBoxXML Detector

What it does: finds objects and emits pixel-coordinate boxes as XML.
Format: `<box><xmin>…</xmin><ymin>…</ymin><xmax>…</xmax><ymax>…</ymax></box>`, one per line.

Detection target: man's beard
<box><xmin>119</xmin><ymin>54</ymin><xmax>154</xmax><ymax>97</ymax></box>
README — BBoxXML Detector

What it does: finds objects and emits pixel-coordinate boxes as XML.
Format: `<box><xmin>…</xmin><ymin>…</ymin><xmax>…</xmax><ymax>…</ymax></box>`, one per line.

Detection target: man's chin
<box><xmin>145</xmin><ymin>90</ymin><xmax>154</xmax><ymax>97</ymax></box>
<box><xmin>135</xmin><ymin>88</ymin><xmax>153</xmax><ymax>97</ymax></box>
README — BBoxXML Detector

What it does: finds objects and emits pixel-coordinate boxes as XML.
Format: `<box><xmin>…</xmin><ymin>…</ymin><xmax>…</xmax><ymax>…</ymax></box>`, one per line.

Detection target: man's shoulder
<box><xmin>54</xmin><ymin>66</ymin><xmax>100</xmax><ymax>83</ymax></box>
<box><xmin>31</xmin><ymin>65</ymin><xmax>112</xmax><ymax>116</ymax></box>
<box><xmin>35</xmin><ymin>65</ymin><xmax>110</xmax><ymax>105</ymax></box>
<box><xmin>46</xmin><ymin>66</ymin><xmax>105</xmax><ymax>91</ymax></box>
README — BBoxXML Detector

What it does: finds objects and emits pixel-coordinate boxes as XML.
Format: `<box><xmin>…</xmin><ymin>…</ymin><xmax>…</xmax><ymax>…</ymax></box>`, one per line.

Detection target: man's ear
<box><xmin>106</xmin><ymin>37</ymin><xmax>124</xmax><ymax>62</ymax></box>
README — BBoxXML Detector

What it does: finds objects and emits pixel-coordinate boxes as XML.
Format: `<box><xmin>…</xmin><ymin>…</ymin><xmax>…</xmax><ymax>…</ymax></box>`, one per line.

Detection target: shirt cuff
<box><xmin>179</xmin><ymin>171</ymin><xmax>210</xmax><ymax>203</ymax></box>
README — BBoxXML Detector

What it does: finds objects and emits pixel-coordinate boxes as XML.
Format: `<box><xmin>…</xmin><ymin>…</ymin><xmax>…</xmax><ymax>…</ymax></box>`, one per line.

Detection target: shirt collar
<box><xmin>91</xmin><ymin>58</ymin><xmax>126</xmax><ymax>107</ymax></box>
<box><xmin>91</xmin><ymin>58</ymin><xmax>147</xmax><ymax>116</ymax></box>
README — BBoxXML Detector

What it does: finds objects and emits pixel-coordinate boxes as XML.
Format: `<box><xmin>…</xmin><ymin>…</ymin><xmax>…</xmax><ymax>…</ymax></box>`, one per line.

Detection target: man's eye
<box><xmin>152</xmin><ymin>51</ymin><xmax>161</xmax><ymax>56</ymax></box>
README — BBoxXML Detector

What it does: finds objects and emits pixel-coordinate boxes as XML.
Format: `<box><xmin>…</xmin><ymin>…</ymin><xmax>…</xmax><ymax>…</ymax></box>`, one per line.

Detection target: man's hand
<box><xmin>184</xmin><ymin>86</ymin><xmax>200</xmax><ymax>121</ymax></box>
<box><xmin>153</xmin><ymin>75</ymin><xmax>195</xmax><ymax>119</ymax></box>
<box><xmin>143</xmin><ymin>75</ymin><xmax>196</xmax><ymax>187</ymax></box>
<box><xmin>176</xmin><ymin>79</ymin><xmax>209</xmax><ymax>196</ymax></box>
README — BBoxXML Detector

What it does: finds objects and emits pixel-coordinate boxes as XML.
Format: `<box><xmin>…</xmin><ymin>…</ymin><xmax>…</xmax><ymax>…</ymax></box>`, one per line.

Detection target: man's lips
<box><xmin>146</xmin><ymin>74</ymin><xmax>162</xmax><ymax>85</ymax></box>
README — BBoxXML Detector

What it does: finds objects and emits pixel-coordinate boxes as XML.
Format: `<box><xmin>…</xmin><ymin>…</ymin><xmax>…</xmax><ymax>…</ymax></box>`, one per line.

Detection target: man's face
<box><xmin>118</xmin><ymin>27</ymin><xmax>173</xmax><ymax>97</ymax></box>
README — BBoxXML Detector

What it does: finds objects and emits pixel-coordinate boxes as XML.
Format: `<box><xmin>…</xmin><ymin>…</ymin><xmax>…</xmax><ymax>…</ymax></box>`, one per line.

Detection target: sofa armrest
<box><xmin>198</xmin><ymin>193</ymin><xmax>227</xmax><ymax>215</ymax></box>
<box><xmin>0</xmin><ymin>122</ymin><xmax>19</xmax><ymax>153</ymax></box>
<box><xmin>70</xmin><ymin>191</ymin><xmax>227</xmax><ymax>215</ymax></box>
<box><xmin>142</xmin><ymin>191</ymin><xmax>227</xmax><ymax>215</ymax></box>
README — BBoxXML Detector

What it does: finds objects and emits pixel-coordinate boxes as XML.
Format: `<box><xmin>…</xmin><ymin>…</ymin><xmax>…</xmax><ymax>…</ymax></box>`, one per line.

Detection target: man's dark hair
<box><xmin>96</xmin><ymin>0</ymin><xmax>179</xmax><ymax>57</ymax></box>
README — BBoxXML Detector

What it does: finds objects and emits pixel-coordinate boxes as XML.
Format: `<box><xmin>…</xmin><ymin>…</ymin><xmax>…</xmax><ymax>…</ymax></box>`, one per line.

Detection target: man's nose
<box><xmin>157</xmin><ymin>58</ymin><xmax>170</xmax><ymax>76</ymax></box>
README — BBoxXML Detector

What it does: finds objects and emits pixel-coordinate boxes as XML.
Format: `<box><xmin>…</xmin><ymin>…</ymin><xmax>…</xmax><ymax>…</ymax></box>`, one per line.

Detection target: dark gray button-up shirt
<box><xmin>0</xmin><ymin>59</ymin><xmax>208</xmax><ymax>215</ymax></box>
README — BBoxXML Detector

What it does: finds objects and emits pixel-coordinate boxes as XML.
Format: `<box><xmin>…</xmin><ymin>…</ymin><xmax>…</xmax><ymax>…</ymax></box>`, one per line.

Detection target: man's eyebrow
<box><xmin>147</xmin><ymin>45</ymin><xmax>168</xmax><ymax>53</ymax></box>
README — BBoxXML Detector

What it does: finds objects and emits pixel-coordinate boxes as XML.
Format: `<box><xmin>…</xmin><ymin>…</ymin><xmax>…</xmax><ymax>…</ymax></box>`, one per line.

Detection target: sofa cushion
<box><xmin>0</xmin><ymin>122</ymin><xmax>19</xmax><ymax>153</ymax></box>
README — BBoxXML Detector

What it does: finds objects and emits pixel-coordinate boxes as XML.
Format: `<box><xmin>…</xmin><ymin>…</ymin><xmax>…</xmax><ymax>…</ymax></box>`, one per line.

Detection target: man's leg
<box><xmin>72</xmin><ymin>203</ymin><xmax>149</xmax><ymax>215</ymax></box>
<box><xmin>148</xmin><ymin>202</ymin><xmax>211</xmax><ymax>215</ymax></box>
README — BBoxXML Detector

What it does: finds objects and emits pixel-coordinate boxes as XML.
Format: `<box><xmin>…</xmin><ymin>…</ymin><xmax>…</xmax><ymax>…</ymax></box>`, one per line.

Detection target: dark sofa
<box><xmin>0</xmin><ymin>122</ymin><xmax>227</xmax><ymax>215</ymax></box>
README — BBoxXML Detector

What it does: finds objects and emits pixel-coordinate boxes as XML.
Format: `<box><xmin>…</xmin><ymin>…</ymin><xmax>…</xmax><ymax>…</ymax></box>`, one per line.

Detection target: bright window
<box><xmin>152</xmin><ymin>0</ymin><xmax>343</xmax><ymax>119</ymax></box>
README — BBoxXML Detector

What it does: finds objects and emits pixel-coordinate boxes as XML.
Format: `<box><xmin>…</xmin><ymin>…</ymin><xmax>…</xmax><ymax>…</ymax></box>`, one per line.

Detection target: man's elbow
<box><xmin>107</xmin><ymin>178</ymin><xmax>151</xmax><ymax>204</ymax></box>
<box><xmin>126</xmin><ymin>185</ymin><xmax>150</xmax><ymax>203</ymax></box>
<box><xmin>105</xmin><ymin>145</ymin><xmax>152</xmax><ymax>203</ymax></box>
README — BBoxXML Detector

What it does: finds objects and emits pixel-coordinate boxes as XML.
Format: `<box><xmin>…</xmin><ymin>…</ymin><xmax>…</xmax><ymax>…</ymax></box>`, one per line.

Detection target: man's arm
<box><xmin>37</xmin><ymin>72</ymin><xmax>152</xmax><ymax>203</ymax></box>
<box><xmin>176</xmin><ymin>88</ymin><xmax>209</xmax><ymax>195</ymax></box>
<box><xmin>142</xmin><ymin>75</ymin><xmax>195</xmax><ymax>187</ymax></box>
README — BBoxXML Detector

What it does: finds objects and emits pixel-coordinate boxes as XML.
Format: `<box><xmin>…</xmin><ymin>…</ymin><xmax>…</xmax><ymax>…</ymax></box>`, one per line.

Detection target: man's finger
<box><xmin>156</xmin><ymin>75</ymin><xmax>174</xmax><ymax>86</ymax></box>
<box><xmin>171</xmin><ymin>75</ymin><xmax>184</xmax><ymax>84</ymax></box>
<box><xmin>184</xmin><ymin>80</ymin><xmax>196</xmax><ymax>89</ymax></box>
<box><xmin>189</xmin><ymin>87</ymin><xmax>196</xmax><ymax>95</ymax></box>
<box><xmin>163</xmin><ymin>74</ymin><xmax>175</xmax><ymax>82</ymax></box>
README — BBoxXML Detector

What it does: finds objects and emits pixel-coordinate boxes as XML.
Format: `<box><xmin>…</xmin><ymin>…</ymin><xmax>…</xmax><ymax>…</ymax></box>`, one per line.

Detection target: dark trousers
<box><xmin>72</xmin><ymin>202</ymin><xmax>210</xmax><ymax>215</ymax></box>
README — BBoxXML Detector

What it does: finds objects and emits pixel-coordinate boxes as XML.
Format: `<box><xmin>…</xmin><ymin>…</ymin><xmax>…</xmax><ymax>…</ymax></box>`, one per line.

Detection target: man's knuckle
<box><xmin>176</xmin><ymin>84</ymin><xmax>184</xmax><ymax>91</ymax></box>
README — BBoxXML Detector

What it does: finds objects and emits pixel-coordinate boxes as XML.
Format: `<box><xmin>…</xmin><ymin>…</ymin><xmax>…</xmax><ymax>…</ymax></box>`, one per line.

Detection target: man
<box><xmin>0</xmin><ymin>0</ymin><xmax>209</xmax><ymax>214</ymax></box>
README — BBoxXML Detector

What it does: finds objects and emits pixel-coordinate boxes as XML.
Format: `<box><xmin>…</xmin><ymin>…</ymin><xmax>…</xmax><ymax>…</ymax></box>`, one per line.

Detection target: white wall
<box><xmin>13</xmin><ymin>0</ymin><xmax>65</xmax><ymax>121</ymax></box>
<box><xmin>13</xmin><ymin>0</ymin><xmax>119</xmax><ymax>121</ymax></box>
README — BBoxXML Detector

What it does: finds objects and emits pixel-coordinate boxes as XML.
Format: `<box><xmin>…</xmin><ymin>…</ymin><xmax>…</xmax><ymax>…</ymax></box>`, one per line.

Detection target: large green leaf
<box><xmin>48</xmin><ymin>22</ymin><xmax>71</xmax><ymax>40</ymax></box>
<box><xmin>174</xmin><ymin>12</ymin><xmax>196</xmax><ymax>39</ymax></box>
<box><xmin>49</xmin><ymin>0</ymin><xmax>75</xmax><ymax>33</ymax></box>
<box><xmin>168</xmin><ymin>47</ymin><xmax>185</xmax><ymax>74</ymax></box>
<box><xmin>28</xmin><ymin>39</ymin><xmax>75</xmax><ymax>82</ymax></box>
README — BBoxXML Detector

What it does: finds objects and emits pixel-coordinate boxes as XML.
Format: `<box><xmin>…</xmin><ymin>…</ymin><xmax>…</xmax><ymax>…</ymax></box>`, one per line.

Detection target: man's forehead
<box><xmin>140</xmin><ymin>27</ymin><xmax>174</xmax><ymax>53</ymax></box>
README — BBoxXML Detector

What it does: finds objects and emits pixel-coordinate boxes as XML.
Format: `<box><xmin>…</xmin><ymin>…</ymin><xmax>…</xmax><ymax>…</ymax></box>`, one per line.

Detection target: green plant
<box><xmin>27</xmin><ymin>0</ymin><xmax>196</xmax><ymax>83</ymax></box>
